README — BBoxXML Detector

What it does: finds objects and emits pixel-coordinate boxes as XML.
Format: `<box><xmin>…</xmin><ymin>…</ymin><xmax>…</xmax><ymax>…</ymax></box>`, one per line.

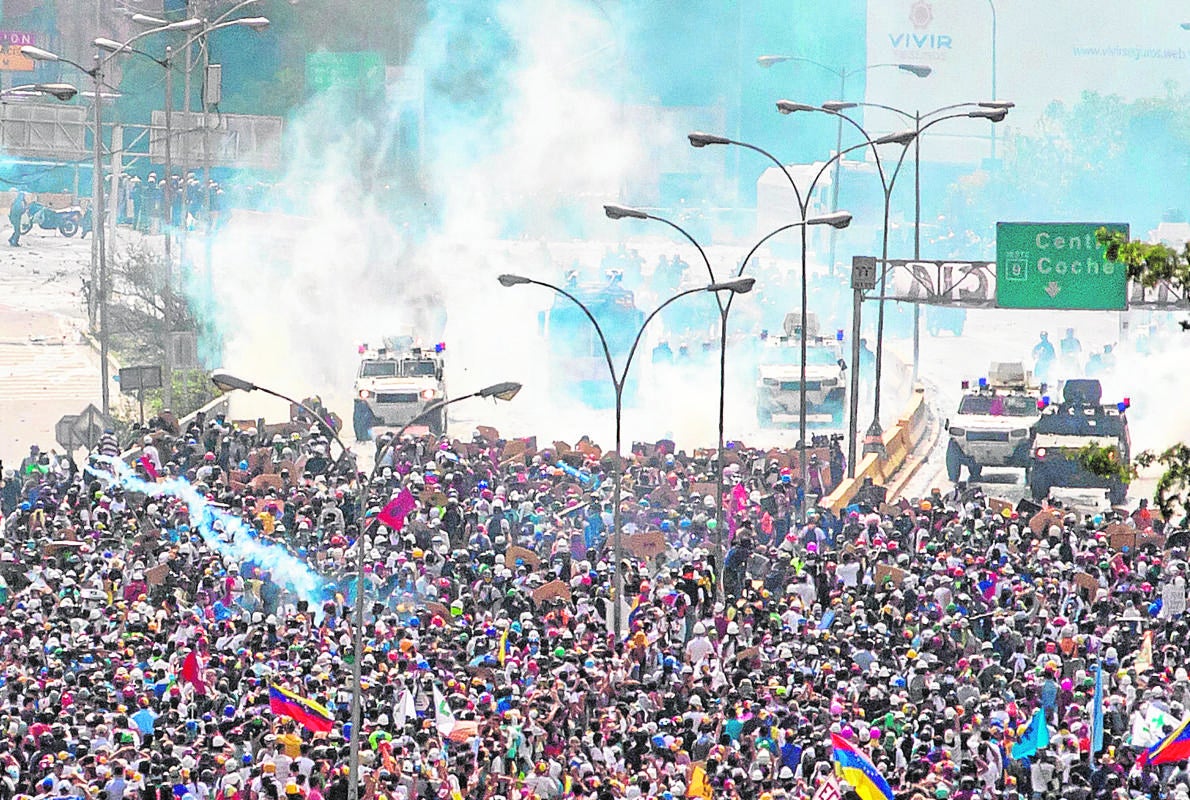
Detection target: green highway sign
<box><xmin>995</xmin><ymin>222</ymin><xmax>1129</xmax><ymax>310</ymax></box>
<box><xmin>305</xmin><ymin>51</ymin><xmax>385</xmax><ymax>100</ymax></box>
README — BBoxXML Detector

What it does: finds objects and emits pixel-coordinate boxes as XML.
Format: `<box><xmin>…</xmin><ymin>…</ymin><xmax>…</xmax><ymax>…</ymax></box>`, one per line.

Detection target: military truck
<box><xmin>756</xmin><ymin>312</ymin><xmax>847</xmax><ymax>428</ymax></box>
<box><xmin>945</xmin><ymin>362</ymin><xmax>1042</xmax><ymax>482</ymax></box>
<box><xmin>1029</xmin><ymin>378</ymin><xmax>1130</xmax><ymax>506</ymax></box>
<box><xmin>352</xmin><ymin>336</ymin><xmax>447</xmax><ymax>440</ymax></box>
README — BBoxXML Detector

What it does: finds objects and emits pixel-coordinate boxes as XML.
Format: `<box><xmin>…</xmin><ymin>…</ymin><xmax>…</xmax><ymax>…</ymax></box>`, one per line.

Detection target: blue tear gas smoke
<box><xmin>89</xmin><ymin>457</ymin><xmax>325</xmax><ymax>610</ymax></box>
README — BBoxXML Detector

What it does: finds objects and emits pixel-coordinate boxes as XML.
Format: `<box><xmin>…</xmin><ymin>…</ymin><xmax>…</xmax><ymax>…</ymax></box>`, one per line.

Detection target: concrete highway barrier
<box><xmin>823</xmin><ymin>385</ymin><xmax>931</xmax><ymax>513</ymax></box>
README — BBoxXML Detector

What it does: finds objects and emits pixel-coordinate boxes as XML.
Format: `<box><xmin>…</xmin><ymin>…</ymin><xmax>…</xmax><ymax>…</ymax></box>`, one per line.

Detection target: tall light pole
<box><xmin>212</xmin><ymin>371</ymin><xmax>522</xmax><ymax>800</ymax></box>
<box><xmin>347</xmin><ymin>381</ymin><xmax>519</xmax><ymax>800</ymax></box>
<box><xmin>98</xmin><ymin>12</ymin><xmax>266</xmax><ymax>408</ymax></box>
<box><xmin>131</xmin><ymin>1</ymin><xmax>267</xmax><ymax>247</ymax></box>
<box><xmin>778</xmin><ymin>100</ymin><xmax>1008</xmax><ymax>470</ymax></box>
<box><xmin>23</xmin><ymin>19</ymin><xmax>198</xmax><ymax>417</ymax></box>
<box><xmin>689</xmin><ymin>127</ymin><xmax>895</xmax><ymax>511</ymax></box>
<box><xmin>817</xmin><ymin>99</ymin><xmax>1012</xmax><ymax>383</ymax></box>
<box><xmin>498</xmin><ymin>272</ymin><xmax>755</xmax><ymax>636</ymax></box>
<box><xmin>756</xmin><ymin>57</ymin><xmax>931</xmax><ymax>277</ymax></box>
<box><xmin>604</xmin><ymin>199</ymin><xmax>849</xmax><ymax>552</ymax></box>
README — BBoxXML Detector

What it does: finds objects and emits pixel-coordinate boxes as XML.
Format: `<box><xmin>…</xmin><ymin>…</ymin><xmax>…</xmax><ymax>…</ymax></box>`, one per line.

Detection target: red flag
<box><xmin>138</xmin><ymin>455</ymin><xmax>159</xmax><ymax>481</ymax></box>
<box><xmin>377</xmin><ymin>488</ymin><xmax>416</xmax><ymax>531</ymax></box>
<box><xmin>180</xmin><ymin>650</ymin><xmax>207</xmax><ymax>695</ymax></box>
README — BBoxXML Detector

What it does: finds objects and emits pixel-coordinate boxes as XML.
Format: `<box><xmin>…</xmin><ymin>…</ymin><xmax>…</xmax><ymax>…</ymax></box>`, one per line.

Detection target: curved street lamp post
<box><xmin>776</xmin><ymin>100</ymin><xmax>1009</xmax><ymax>472</ymax></box>
<box><xmin>689</xmin><ymin>128</ymin><xmax>904</xmax><ymax>509</ymax></box>
<box><xmin>604</xmin><ymin>199</ymin><xmax>850</xmax><ymax>552</ymax></box>
<box><xmin>498</xmin><ymin>271</ymin><xmax>754</xmax><ymax>637</ymax></box>
<box><xmin>210</xmin><ymin>371</ymin><xmax>522</xmax><ymax>800</ymax></box>
<box><xmin>23</xmin><ymin>18</ymin><xmax>201</xmax><ymax>416</ymax></box>
<box><xmin>819</xmin><ymin>99</ymin><xmax>1012</xmax><ymax>385</ymax></box>
<box><xmin>98</xmin><ymin>10</ymin><xmax>268</xmax><ymax>407</ymax></box>
<box><xmin>756</xmin><ymin>56</ymin><xmax>930</xmax><ymax>276</ymax></box>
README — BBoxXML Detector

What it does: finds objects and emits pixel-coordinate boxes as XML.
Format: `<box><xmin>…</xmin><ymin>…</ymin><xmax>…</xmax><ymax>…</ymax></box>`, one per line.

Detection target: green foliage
<box><xmin>1135</xmin><ymin>445</ymin><xmax>1190</xmax><ymax>523</ymax></box>
<box><xmin>1094</xmin><ymin>231</ymin><xmax>1190</xmax><ymax>522</ymax></box>
<box><xmin>1097</xmin><ymin>227</ymin><xmax>1190</xmax><ymax>289</ymax></box>
<box><xmin>1073</xmin><ymin>442</ymin><xmax>1132</xmax><ymax>484</ymax></box>
<box><xmin>945</xmin><ymin>88</ymin><xmax>1190</xmax><ymax>241</ymax></box>
<box><xmin>149</xmin><ymin>370</ymin><xmax>218</xmax><ymax>418</ymax></box>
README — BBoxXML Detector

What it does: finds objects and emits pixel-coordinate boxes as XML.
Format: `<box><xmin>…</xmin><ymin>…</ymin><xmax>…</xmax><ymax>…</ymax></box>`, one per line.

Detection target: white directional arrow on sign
<box><xmin>1044</xmin><ymin>281</ymin><xmax>1061</xmax><ymax>298</ymax></box>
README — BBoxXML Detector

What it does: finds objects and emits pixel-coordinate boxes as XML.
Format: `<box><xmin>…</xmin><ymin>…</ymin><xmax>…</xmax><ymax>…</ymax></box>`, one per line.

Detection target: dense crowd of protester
<box><xmin>0</xmin><ymin>405</ymin><xmax>1184</xmax><ymax>800</ymax></box>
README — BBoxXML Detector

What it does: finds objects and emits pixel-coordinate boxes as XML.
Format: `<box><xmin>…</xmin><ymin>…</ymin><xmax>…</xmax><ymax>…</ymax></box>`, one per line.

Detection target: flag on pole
<box><xmin>378</xmin><ymin>488</ymin><xmax>417</xmax><ymax>531</ymax></box>
<box><xmin>1138</xmin><ymin>716</ymin><xmax>1190</xmax><ymax>767</ymax></box>
<box><xmin>813</xmin><ymin>775</ymin><xmax>843</xmax><ymax>800</ymax></box>
<box><xmin>830</xmin><ymin>733</ymin><xmax>893</xmax><ymax>800</ymax></box>
<box><xmin>1011</xmin><ymin>709</ymin><xmax>1051</xmax><ymax>760</ymax></box>
<box><xmin>1091</xmin><ymin>662</ymin><xmax>1105</xmax><ymax>757</ymax></box>
<box><xmin>433</xmin><ymin>684</ymin><xmax>456</xmax><ymax>736</ymax></box>
<box><xmin>393</xmin><ymin>687</ymin><xmax>416</xmax><ymax>730</ymax></box>
<box><xmin>180</xmin><ymin>650</ymin><xmax>206</xmax><ymax>695</ymax></box>
<box><xmin>1130</xmin><ymin>702</ymin><xmax>1177</xmax><ymax>748</ymax></box>
<box><xmin>268</xmin><ymin>685</ymin><xmax>334</xmax><ymax>733</ymax></box>
<box><xmin>1136</xmin><ymin>630</ymin><xmax>1154</xmax><ymax>673</ymax></box>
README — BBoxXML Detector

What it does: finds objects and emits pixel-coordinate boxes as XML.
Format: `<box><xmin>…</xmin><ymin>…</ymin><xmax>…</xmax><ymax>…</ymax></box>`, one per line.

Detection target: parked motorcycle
<box><xmin>20</xmin><ymin>202</ymin><xmax>83</xmax><ymax>237</ymax></box>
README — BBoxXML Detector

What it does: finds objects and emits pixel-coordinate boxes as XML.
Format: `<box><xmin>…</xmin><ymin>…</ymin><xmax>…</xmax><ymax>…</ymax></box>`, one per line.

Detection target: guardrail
<box><xmin>823</xmin><ymin>385</ymin><xmax>931</xmax><ymax>512</ymax></box>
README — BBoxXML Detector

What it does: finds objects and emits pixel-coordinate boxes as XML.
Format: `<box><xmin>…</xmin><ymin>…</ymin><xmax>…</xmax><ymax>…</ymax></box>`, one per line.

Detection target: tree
<box><xmin>105</xmin><ymin>241</ymin><xmax>216</xmax><ymax>419</ymax></box>
<box><xmin>1078</xmin><ymin>229</ymin><xmax>1190</xmax><ymax>525</ymax></box>
<box><xmin>944</xmin><ymin>88</ymin><xmax>1190</xmax><ymax>243</ymax></box>
<box><xmin>1096</xmin><ymin>226</ymin><xmax>1190</xmax><ymax>292</ymax></box>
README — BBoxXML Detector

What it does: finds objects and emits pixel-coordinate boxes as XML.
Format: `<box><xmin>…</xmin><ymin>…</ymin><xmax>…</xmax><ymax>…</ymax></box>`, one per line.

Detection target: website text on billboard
<box><xmin>1072</xmin><ymin>46</ymin><xmax>1187</xmax><ymax>61</ymax></box>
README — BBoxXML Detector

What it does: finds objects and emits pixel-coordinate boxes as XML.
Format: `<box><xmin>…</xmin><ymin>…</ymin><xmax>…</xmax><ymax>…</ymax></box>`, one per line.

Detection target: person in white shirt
<box><xmin>685</xmin><ymin>623</ymin><xmax>715</xmax><ymax>665</ymax></box>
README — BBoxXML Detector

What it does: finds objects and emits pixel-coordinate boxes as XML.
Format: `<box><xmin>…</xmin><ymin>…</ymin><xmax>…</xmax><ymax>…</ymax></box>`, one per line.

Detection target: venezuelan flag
<box><xmin>269</xmin><ymin>685</ymin><xmax>334</xmax><ymax>733</ymax></box>
<box><xmin>831</xmin><ymin>733</ymin><xmax>893</xmax><ymax>800</ymax></box>
<box><xmin>1139</xmin><ymin>716</ymin><xmax>1190</xmax><ymax>767</ymax></box>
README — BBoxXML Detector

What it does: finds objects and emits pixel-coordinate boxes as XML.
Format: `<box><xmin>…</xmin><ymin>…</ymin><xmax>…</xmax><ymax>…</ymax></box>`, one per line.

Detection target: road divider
<box><xmin>823</xmin><ymin>384</ymin><xmax>932</xmax><ymax>513</ymax></box>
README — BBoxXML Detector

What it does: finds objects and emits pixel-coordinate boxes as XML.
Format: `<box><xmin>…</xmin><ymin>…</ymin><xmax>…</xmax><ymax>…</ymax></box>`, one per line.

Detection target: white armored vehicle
<box><xmin>352</xmin><ymin>336</ymin><xmax>447</xmax><ymax>440</ymax></box>
<box><xmin>945</xmin><ymin>361</ymin><xmax>1042</xmax><ymax>482</ymax></box>
<box><xmin>756</xmin><ymin>312</ymin><xmax>847</xmax><ymax>428</ymax></box>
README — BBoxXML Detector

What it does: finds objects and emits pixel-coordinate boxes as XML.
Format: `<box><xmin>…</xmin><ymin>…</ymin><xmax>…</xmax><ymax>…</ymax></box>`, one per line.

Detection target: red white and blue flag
<box><xmin>1138</xmin><ymin>716</ymin><xmax>1190</xmax><ymax>767</ymax></box>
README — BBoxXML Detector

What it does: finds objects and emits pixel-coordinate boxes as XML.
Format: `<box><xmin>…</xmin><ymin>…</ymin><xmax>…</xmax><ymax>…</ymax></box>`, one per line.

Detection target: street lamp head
<box><xmin>968</xmin><ymin>109</ymin><xmax>1008</xmax><ymax>122</ymax></box>
<box><xmin>93</xmin><ymin>38</ymin><xmax>126</xmax><ymax>53</ymax></box>
<box><xmin>874</xmin><ymin>129</ymin><xmax>918</xmax><ymax>145</ymax></box>
<box><xmin>756</xmin><ymin>55</ymin><xmax>789</xmax><ymax>68</ymax></box>
<box><xmin>31</xmin><ymin>83</ymin><xmax>78</xmax><ymax>101</ymax></box>
<box><xmin>477</xmin><ymin>381</ymin><xmax>523</xmax><ymax>401</ymax></box>
<box><xmin>898</xmin><ymin>63</ymin><xmax>932</xmax><ymax>78</ymax></box>
<box><xmin>807</xmin><ymin>211</ymin><xmax>853</xmax><ymax>229</ymax></box>
<box><xmin>20</xmin><ymin>46</ymin><xmax>60</xmax><ymax>62</ymax></box>
<box><xmin>130</xmin><ymin>13</ymin><xmax>169</xmax><ymax>26</ymax></box>
<box><xmin>688</xmin><ymin>131</ymin><xmax>731</xmax><ymax>148</ymax></box>
<box><xmin>821</xmin><ymin>100</ymin><xmax>857</xmax><ymax>112</ymax></box>
<box><xmin>978</xmin><ymin>100</ymin><xmax>1015</xmax><ymax>109</ymax></box>
<box><xmin>210</xmin><ymin>370</ymin><xmax>258</xmax><ymax>393</ymax></box>
<box><xmin>170</xmin><ymin>18</ymin><xmax>204</xmax><ymax>31</ymax></box>
<box><xmin>708</xmin><ymin>277</ymin><xmax>756</xmax><ymax>295</ymax></box>
<box><xmin>234</xmin><ymin>16</ymin><xmax>271</xmax><ymax>30</ymax></box>
<box><xmin>603</xmin><ymin>203</ymin><xmax>648</xmax><ymax>220</ymax></box>
<box><xmin>497</xmin><ymin>274</ymin><xmax>531</xmax><ymax>288</ymax></box>
<box><xmin>776</xmin><ymin>99</ymin><xmax>819</xmax><ymax>115</ymax></box>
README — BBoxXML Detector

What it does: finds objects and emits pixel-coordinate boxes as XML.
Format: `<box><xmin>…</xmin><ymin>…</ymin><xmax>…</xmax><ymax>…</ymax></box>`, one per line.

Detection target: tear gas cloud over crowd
<box><xmin>191</xmin><ymin>0</ymin><xmax>1188</xmax><ymax>452</ymax></box>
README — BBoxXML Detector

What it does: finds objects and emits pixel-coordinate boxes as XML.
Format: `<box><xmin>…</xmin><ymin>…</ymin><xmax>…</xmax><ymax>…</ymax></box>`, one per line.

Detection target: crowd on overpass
<box><xmin>0</xmin><ymin>412</ymin><xmax>1184</xmax><ymax>800</ymax></box>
